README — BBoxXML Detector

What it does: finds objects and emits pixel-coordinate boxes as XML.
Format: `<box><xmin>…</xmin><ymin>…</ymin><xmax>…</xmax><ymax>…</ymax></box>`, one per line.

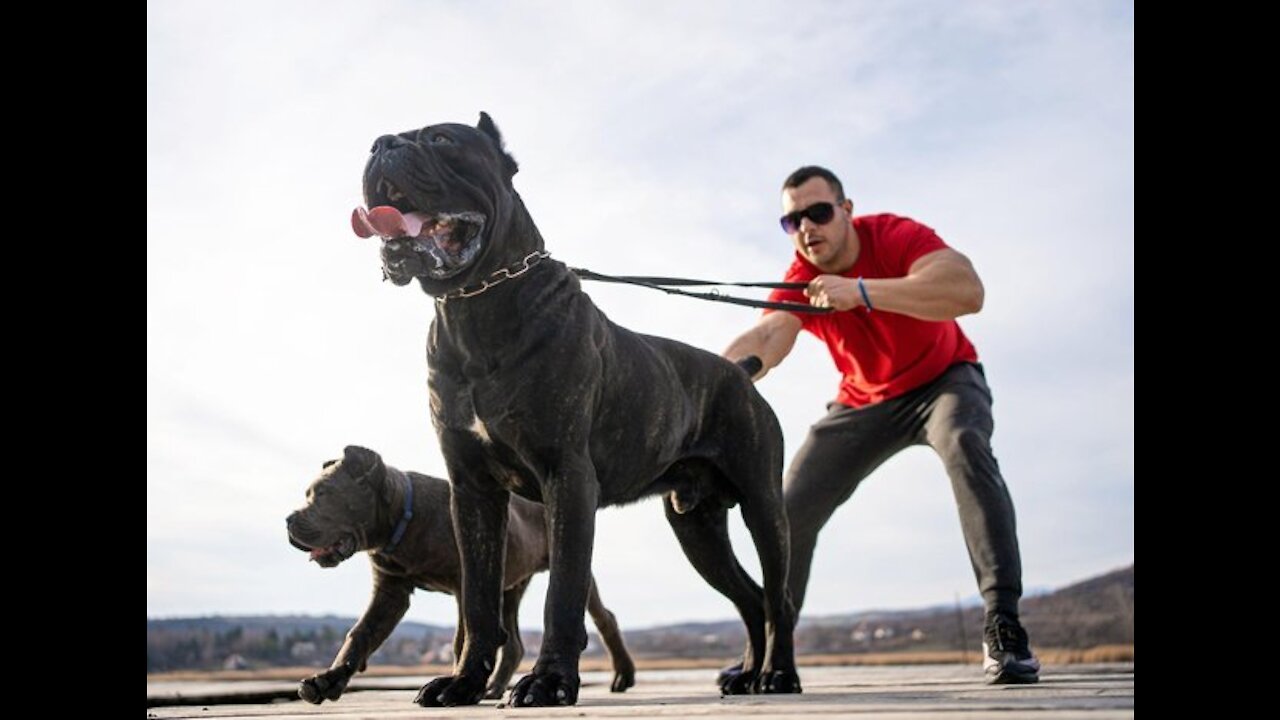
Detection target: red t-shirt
<box><xmin>766</xmin><ymin>213</ymin><xmax>979</xmax><ymax>408</ymax></box>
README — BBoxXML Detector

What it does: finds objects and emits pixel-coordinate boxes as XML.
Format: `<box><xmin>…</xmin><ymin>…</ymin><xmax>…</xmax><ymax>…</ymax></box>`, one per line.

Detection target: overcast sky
<box><xmin>147</xmin><ymin>0</ymin><xmax>1133</xmax><ymax>631</ymax></box>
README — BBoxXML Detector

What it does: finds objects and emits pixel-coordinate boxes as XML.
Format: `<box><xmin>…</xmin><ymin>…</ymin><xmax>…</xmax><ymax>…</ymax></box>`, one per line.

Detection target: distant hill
<box><xmin>147</xmin><ymin>564</ymin><xmax>1133</xmax><ymax>671</ymax></box>
<box><xmin>147</xmin><ymin>614</ymin><xmax>449</xmax><ymax>638</ymax></box>
<box><xmin>1020</xmin><ymin>564</ymin><xmax>1133</xmax><ymax>647</ymax></box>
<box><xmin>618</xmin><ymin>564</ymin><xmax>1133</xmax><ymax>659</ymax></box>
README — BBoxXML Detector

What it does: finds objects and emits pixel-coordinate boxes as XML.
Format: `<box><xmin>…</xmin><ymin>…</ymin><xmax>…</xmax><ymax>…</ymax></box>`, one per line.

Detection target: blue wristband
<box><xmin>857</xmin><ymin>276</ymin><xmax>873</xmax><ymax>311</ymax></box>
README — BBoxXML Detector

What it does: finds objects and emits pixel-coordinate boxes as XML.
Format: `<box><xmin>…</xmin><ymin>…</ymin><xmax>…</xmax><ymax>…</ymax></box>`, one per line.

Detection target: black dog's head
<box><xmin>285</xmin><ymin>446</ymin><xmax>389</xmax><ymax>568</ymax></box>
<box><xmin>354</xmin><ymin>112</ymin><xmax>539</xmax><ymax>294</ymax></box>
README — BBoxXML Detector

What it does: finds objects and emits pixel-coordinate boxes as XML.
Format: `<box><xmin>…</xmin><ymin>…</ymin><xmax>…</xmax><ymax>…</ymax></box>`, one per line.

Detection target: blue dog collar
<box><xmin>382</xmin><ymin>471</ymin><xmax>414</xmax><ymax>554</ymax></box>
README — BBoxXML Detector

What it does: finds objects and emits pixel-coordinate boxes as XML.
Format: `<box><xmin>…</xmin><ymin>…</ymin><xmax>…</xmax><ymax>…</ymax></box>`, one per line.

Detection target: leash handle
<box><xmin>570</xmin><ymin>267</ymin><xmax>830</xmax><ymax>314</ymax></box>
<box><xmin>574</xmin><ymin>269</ymin><xmax>808</xmax><ymax>290</ymax></box>
<box><xmin>736</xmin><ymin>355</ymin><xmax>764</xmax><ymax>376</ymax></box>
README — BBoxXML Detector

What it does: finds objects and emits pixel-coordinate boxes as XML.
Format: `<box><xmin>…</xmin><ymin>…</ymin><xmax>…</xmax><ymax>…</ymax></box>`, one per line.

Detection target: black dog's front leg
<box><xmin>300</xmin><ymin>574</ymin><xmax>413</xmax><ymax>704</ymax></box>
<box><xmin>416</xmin><ymin>457</ymin><xmax>510</xmax><ymax>707</ymax></box>
<box><xmin>509</xmin><ymin>460</ymin><xmax>598</xmax><ymax>708</ymax></box>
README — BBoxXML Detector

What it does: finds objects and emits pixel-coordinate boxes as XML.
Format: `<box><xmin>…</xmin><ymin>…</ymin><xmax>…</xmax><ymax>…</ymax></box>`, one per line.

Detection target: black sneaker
<box><xmin>982</xmin><ymin>613</ymin><xmax>1040</xmax><ymax>684</ymax></box>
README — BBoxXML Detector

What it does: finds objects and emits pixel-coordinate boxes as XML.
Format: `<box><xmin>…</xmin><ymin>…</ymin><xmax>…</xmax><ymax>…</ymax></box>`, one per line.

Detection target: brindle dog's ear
<box><xmin>341</xmin><ymin>445</ymin><xmax>385</xmax><ymax>485</ymax></box>
<box><xmin>322</xmin><ymin>459</ymin><xmax>338</xmax><ymax>469</ymax></box>
<box><xmin>477</xmin><ymin>111</ymin><xmax>519</xmax><ymax>181</ymax></box>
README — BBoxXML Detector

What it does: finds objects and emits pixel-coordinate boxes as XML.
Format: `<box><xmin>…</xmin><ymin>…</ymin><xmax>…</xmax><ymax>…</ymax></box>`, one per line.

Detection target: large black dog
<box><xmin>353</xmin><ymin>113</ymin><xmax>801</xmax><ymax>707</ymax></box>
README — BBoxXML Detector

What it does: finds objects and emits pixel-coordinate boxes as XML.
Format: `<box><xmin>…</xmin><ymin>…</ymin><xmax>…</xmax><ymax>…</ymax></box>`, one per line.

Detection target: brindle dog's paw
<box><xmin>610</xmin><ymin>666</ymin><xmax>635</xmax><ymax>693</ymax></box>
<box><xmin>509</xmin><ymin>669</ymin><xmax>580</xmax><ymax>707</ymax></box>
<box><xmin>298</xmin><ymin>667</ymin><xmax>350</xmax><ymax>704</ymax></box>
<box><xmin>755</xmin><ymin>668</ymin><xmax>803</xmax><ymax>694</ymax></box>
<box><xmin>482</xmin><ymin>682</ymin><xmax>508</xmax><ymax>700</ymax></box>
<box><xmin>414</xmin><ymin>674</ymin><xmax>486</xmax><ymax>707</ymax></box>
<box><xmin>719</xmin><ymin>664</ymin><xmax>758</xmax><ymax>696</ymax></box>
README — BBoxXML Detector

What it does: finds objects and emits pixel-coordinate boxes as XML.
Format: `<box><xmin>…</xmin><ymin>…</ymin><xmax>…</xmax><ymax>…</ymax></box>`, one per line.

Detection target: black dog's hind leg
<box><xmin>714</xmin><ymin>401</ymin><xmax>803</xmax><ymax>696</ymax></box>
<box><xmin>661</xmin><ymin>478</ymin><xmax>768</xmax><ymax>696</ymax></box>
<box><xmin>736</xmin><ymin>481</ymin><xmax>802</xmax><ymax>694</ymax></box>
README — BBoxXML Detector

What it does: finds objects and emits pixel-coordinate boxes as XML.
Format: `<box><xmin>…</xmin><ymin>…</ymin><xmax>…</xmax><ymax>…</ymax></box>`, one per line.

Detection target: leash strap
<box><xmin>570</xmin><ymin>267</ymin><xmax>831</xmax><ymax>314</ymax></box>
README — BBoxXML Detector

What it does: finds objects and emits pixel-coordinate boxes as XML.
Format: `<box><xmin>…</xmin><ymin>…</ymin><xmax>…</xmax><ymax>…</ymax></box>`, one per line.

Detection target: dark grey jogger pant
<box><xmin>784</xmin><ymin>362</ymin><xmax>1023</xmax><ymax>617</ymax></box>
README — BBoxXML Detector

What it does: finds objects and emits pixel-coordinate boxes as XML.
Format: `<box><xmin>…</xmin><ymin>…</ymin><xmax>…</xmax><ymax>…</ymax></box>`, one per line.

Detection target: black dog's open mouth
<box><xmin>353</xmin><ymin>204</ymin><xmax>486</xmax><ymax>284</ymax></box>
<box><xmin>289</xmin><ymin>534</ymin><xmax>358</xmax><ymax>568</ymax></box>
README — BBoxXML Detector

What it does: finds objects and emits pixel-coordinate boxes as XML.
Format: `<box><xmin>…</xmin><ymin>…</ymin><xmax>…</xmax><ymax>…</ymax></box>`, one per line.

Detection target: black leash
<box><xmin>569</xmin><ymin>267</ymin><xmax>832</xmax><ymax>314</ymax></box>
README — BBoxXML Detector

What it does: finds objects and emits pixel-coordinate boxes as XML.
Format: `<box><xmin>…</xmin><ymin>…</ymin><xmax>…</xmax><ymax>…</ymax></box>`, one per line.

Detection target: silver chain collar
<box><xmin>436</xmin><ymin>250</ymin><xmax>551</xmax><ymax>302</ymax></box>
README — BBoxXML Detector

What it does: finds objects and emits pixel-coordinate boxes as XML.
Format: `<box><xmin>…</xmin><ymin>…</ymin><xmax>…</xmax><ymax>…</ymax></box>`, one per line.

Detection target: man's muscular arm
<box><xmin>804</xmin><ymin>248</ymin><xmax>985</xmax><ymax>320</ymax></box>
<box><xmin>723</xmin><ymin>311</ymin><xmax>803</xmax><ymax>381</ymax></box>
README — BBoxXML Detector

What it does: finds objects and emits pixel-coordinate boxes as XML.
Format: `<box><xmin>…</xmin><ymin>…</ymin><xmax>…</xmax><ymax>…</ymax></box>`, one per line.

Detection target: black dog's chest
<box><xmin>433</xmin><ymin>380</ymin><xmax>545</xmax><ymax>501</ymax></box>
<box><xmin>472</xmin><ymin>426</ymin><xmax>544</xmax><ymax>502</ymax></box>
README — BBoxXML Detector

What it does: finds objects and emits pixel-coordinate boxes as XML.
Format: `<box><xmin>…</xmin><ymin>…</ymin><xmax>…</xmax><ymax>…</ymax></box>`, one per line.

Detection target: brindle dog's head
<box><xmin>286</xmin><ymin>445</ymin><xmax>389</xmax><ymax>568</ymax></box>
<box><xmin>356</xmin><ymin>112</ymin><xmax>540</xmax><ymax>295</ymax></box>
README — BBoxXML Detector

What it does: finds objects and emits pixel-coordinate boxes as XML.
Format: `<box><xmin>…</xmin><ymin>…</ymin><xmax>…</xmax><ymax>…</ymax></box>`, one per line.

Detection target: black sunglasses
<box><xmin>779</xmin><ymin>202</ymin><xmax>837</xmax><ymax>234</ymax></box>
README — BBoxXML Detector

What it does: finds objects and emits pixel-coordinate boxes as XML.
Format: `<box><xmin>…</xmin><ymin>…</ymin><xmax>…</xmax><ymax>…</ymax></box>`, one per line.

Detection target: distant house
<box><xmin>290</xmin><ymin>641</ymin><xmax>318</xmax><ymax>660</ymax></box>
<box><xmin>421</xmin><ymin>642</ymin><xmax>455</xmax><ymax>665</ymax></box>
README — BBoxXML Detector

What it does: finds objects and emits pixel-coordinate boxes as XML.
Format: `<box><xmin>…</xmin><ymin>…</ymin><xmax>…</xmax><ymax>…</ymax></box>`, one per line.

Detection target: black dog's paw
<box><xmin>719</xmin><ymin>663</ymin><xmax>758</xmax><ymax>696</ymax></box>
<box><xmin>716</xmin><ymin>660</ymin><xmax>743</xmax><ymax>688</ymax></box>
<box><xmin>610</xmin><ymin>666</ymin><xmax>635</xmax><ymax>693</ymax></box>
<box><xmin>298</xmin><ymin>667</ymin><xmax>351</xmax><ymax>704</ymax></box>
<box><xmin>414</xmin><ymin>674</ymin><xmax>486</xmax><ymax>707</ymax></box>
<box><xmin>509</xmin><ymin>668</ymin><xmax>580</xmax><ymax>707</ymax></box>
<box><xmin>755</xmin><ymin>668</ymin><xmax>803</xmax><ymax>694</ymax></box>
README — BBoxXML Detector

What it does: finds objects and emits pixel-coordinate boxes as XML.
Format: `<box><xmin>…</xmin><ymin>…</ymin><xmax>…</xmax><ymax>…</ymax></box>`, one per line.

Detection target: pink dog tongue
<box><xmin>351</xmin><ymin>206</ymin><xmax>428</xmax><ymax>239</ymax></box>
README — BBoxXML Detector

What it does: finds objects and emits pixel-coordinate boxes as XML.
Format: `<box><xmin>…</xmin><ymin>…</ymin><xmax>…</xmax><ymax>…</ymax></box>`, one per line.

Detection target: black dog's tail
<box><xmin>735</xmin><ymin>355</ymin><xmax>763</xmax><ymax>377</ymax></box>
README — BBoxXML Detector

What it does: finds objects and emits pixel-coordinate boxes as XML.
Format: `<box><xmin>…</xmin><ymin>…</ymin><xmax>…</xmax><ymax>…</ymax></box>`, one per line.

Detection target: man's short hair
<box><xmin>782</xmin><ymin>166</ymin><xmax>846</xmax><ymax>203</ymax></box>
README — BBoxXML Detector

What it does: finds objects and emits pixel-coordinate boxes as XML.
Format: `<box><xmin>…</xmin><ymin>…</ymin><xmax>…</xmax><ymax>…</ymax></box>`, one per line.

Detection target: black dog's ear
<box><xmin>477</xmin><ymin>111</ymin><xmax>519</xmax><ymax>180</ymax></box>
<box><xmin>322</xmin><ymin>459</ymin><xmax>338</xmax><ymax>469</ymax></box>
<box><xmin>342</xmin><ymin>445</ymin><xmax>385</xmax><ymax>484</ymax></box>
<box><xmin>477</xmin><ymin>111</ymin><xmax>504</xmax><ymax>146</ymax></box>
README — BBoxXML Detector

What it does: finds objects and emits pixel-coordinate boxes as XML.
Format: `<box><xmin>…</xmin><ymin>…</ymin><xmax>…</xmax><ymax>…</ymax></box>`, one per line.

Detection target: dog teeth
<box><xmin>376</xmin><ymin>178</ymin><xmax>405</xmax><ymax>202</ymax></box>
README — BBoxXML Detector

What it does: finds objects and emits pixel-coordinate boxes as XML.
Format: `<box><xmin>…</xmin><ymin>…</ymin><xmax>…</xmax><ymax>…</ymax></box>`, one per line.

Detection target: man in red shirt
<box><xmin>724</xmin><ymin>166</ymin><xmax>1039</xmax><ymax>684</ymax></box>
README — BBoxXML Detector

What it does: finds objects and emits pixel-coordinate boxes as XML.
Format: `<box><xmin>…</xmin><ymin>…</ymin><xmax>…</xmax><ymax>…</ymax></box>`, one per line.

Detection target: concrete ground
<box><xmin>147</xmin><ymin>663</ymin><xmax>1133</xmax><ymax>718</ymax></box>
